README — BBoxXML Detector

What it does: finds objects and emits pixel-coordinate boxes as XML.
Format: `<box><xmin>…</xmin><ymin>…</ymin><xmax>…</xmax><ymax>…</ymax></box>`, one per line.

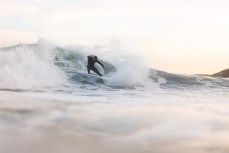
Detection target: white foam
<box><xmin>0</xmin><ymin>39</ymin><xmax>66</xmax><ymax>89</ymax></box>
<box><xmin>106</xmin><ymin>56</ymin><xmax>149</xmax><ymax>87</ymax></box>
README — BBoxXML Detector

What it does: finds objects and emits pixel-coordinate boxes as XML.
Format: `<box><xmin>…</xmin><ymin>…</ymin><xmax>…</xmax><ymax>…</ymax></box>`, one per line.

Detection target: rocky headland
<box><xmin>197</xmin><ymin>68</ymin><xmax>229</xmax><ymax>78</ymax></box>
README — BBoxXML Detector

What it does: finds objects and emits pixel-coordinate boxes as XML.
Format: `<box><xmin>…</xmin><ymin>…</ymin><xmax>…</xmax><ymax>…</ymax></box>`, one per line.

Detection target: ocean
<box><xmin>0</xmin><ymin>40</ymin><xmax>229</xmax><ymax>153</ymax></box>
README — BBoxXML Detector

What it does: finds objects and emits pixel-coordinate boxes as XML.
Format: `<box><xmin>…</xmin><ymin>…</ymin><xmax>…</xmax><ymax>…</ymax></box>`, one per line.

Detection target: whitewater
<box><xmin>0</xmin><ymin>39</ymin><xmax>229</xmax><ymax>153</ymax></box>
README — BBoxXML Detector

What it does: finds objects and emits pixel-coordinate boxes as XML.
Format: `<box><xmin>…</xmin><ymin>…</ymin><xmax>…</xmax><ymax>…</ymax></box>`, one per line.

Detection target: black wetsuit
<box><xmin>87</xmin><ymin>56</ymin><xmax>104</xmax><ymax>76</ymax></box>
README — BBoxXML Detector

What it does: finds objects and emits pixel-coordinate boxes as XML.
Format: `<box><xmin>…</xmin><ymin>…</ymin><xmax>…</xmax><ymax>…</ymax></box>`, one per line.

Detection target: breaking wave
<box><xmin>0</xmin><ymin>39</ymin><xmax>228</xmax><ymax>90</ymax></box>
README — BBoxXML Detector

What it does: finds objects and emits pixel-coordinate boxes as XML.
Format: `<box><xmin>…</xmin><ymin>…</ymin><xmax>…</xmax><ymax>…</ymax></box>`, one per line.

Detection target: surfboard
<box><xmin>76</xmin><ymin>72</ymin><xmax>107</xmax><ymax>84</ymax></box>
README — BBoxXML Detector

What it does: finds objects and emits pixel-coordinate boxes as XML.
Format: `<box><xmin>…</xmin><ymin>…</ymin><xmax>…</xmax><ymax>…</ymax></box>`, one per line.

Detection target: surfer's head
<box><xmin>92</xmin><ymin>56</ymin><xmax>98</xmax><ymax>61</ymax></box>
<box><xmin>93</xmin><ymin>56</ymin><xmax>98</xmax><ymax>61</ymax></box>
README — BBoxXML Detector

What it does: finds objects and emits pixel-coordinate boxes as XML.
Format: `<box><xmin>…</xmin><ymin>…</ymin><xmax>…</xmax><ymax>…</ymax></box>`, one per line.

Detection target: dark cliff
<box><xmin>211</xmin><ymin>68</ymin><xmax>229</xmax><ymax>78</ymax></box>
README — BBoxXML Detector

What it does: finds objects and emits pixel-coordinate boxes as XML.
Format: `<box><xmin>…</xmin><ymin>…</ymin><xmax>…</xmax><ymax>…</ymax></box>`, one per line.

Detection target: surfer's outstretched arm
<box><xmin>96</xmin><ymin>61</ymin><xmax>104</xmax><ymax>68</ymax></box>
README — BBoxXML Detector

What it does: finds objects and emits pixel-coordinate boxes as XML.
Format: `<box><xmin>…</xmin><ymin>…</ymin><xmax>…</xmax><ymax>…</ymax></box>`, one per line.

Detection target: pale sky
<box><xmin>0</xmin><ymin>0</ymin><xmax>229</xmax><ymax>74</ymax></box>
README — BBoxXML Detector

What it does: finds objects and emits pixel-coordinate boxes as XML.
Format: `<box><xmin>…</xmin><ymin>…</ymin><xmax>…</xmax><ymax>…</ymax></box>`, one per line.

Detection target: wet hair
<box><xmin>94</xmin><ymin>56</ymin><xmax>98</xmax><ymax>59</ymax></box>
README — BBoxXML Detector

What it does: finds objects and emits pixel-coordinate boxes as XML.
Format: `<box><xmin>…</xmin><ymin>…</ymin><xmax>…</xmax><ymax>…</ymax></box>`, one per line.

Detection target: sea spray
<box><xmin>105</xmin><ymin>57</ymin><xmax>149</xmax><ymax>87</ymax></box>
<box><xmin>0</xmin><ymin>40</ymin><xmax>66</xmax><ymax>89</ymax></box>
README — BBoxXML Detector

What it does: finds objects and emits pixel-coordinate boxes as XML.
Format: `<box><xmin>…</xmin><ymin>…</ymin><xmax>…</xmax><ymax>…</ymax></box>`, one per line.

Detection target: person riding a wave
<box><xmin>87</xmin><ymin>55</ymin><xmax>104</xmax><ymax>76</ymax></box>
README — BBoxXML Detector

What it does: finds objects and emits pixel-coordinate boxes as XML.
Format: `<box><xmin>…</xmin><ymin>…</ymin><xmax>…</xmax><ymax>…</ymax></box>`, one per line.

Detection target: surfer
<box><xmin>87</xmin><ymin>55</ymin><xmax>105</xmax><ymax>76</ymax></box>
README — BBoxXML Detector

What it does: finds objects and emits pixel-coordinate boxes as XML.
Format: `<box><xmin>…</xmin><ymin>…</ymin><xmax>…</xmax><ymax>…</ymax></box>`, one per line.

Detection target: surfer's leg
<box><xmin>92</xmin><ymin>67</ymin><xmax>102</xmax><ymax>76</ymax></box>
<box><xmin>87</xmin><ymin>66</ymin><xmax>90</xmax><ymax>74</ymax></box>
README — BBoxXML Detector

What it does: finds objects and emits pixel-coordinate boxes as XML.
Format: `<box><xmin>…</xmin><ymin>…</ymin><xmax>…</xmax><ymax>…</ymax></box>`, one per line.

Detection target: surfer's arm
<box><xmin>96</xmin><ymin>61</ymin><xmax>104</xmax><ymax>68</ymax></box>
